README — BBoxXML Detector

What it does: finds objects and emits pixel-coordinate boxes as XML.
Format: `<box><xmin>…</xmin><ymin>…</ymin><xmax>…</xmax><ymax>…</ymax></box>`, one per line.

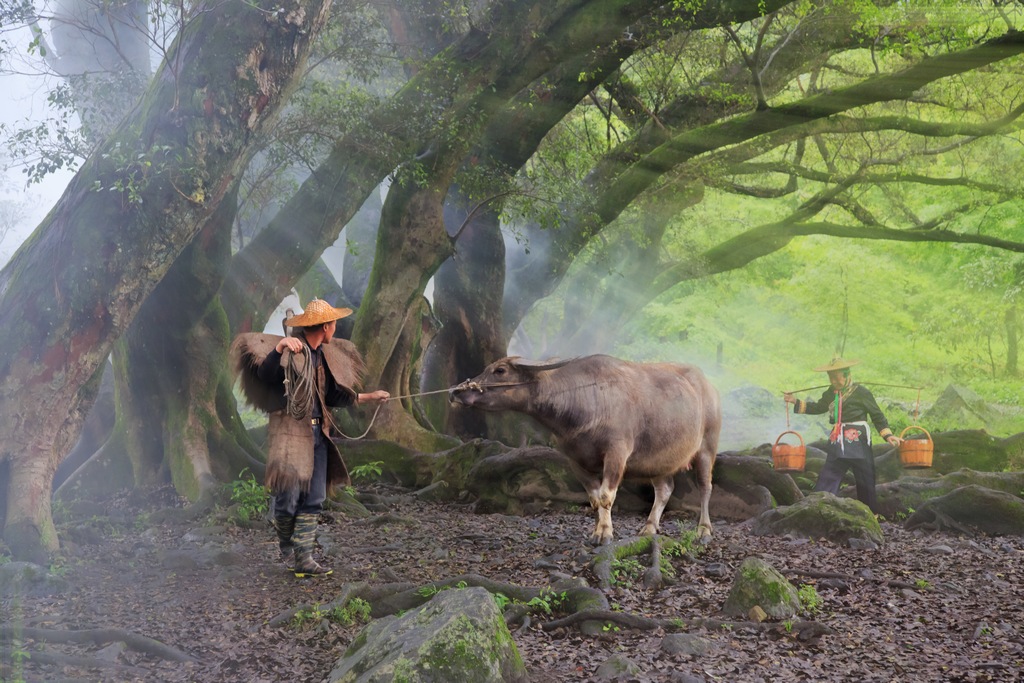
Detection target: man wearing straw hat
<box><xmin>231</xmin><ymin>298</ymin><xmax>389</xmax><ymax>577</ymax></box>
<box><xmin>784</xmin><ymin>357</ymin><xmax>901</xmax><ymax>513</ymax></box>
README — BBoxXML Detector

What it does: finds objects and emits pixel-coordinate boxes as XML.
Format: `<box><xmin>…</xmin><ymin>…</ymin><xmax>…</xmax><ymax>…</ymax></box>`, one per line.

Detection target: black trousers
<box><xmin>814</xmin><ymin>453</ymin><xmax>877</xmax><ymax>513</ymax></box>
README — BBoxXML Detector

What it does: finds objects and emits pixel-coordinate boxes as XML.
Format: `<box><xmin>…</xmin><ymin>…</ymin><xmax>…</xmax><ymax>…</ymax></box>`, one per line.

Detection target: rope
<box><xmin>330</xmin><ymin>379</ymin><xmax>533</xmax><ymax>441</ymax></box>
<box><xmin>331</xmin><ymin>402</ymin><xmax>383</xmax><ymax>441</ymax></box>
<box><xmin>385</xmin><ymin>387</ymin><xmax>454</xmax><ymax>401</ymax></box>
<box><xmin>281</xmin><ymin>344</ymin><xmax>377</xmax><ymax>441</ymax></box>
<box><xmin>282</xmin><ymin>346</ymin><xmax>316</xmax><ymax>421</ymax></box>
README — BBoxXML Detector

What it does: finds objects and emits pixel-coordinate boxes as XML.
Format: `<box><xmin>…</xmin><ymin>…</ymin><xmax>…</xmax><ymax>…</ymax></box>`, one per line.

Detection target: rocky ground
<box><xmin>2</xmin><ymin>483</ymin><xmax>1023</xmax><ymax>683</ymax></box>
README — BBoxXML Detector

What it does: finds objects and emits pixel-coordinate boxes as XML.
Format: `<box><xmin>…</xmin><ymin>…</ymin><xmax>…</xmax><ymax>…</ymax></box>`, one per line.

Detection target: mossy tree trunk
<box><xmin>110</xmin><ymin>185</ymin><xmax>264</xmax><ymax>502</ymax></box>
<box><xmin>420</xmin><ymin>194</ymin><xmax>506</xmax><ymax>438</ymax></box>
<box><xmin>353</xmin><ymin>175</ymin><xmax>455</xmax><ymax>446</ymax></box>
<box><xmin>351</xmin><ymin>0</ymin><xmax>670</xmax><ymax>442</ymax></box>
<box><xmin>0</xmin><ymin>0</ymin><xmax>331</xmax><ymax>560</ymax></box>
<box><xmin>417</xmin><ymin>34</ymin><xmax>647</xmax><ymax>433</ymax></box>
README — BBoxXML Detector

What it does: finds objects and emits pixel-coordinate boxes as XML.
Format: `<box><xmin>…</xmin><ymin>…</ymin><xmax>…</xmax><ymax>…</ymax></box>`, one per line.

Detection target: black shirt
<box><xmin>797</xmin><ymin>384</ymin><xmax>890</xmax><ymax>434</ymax></box>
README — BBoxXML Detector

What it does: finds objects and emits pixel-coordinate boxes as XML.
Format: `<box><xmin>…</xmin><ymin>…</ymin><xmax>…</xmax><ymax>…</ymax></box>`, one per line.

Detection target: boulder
<box><xmin>750</xmin><ymin>492</ymin><xmax>884</xmax><ymax>546</ymax></box>
<box><xmin>329</xmin><ymin>586</ymin><xmax>527</xmax><ymax>683</ymax></box>
<box><xmin>922</xmin><ymin>385</ymin><xmax>997</xmax><ymax>431</ymax></box>
<box><xmin>904</xmin><ymin>485</ymin><xmax>1024</xmax><ymax>536</ymax></box>
<box><xmin>877</xmin><ymin>469</ymin><xmax>1024</xmax><ymax>520</ymax></box>
<box><xmin>721</xmin><ymin>557</ymin><xmax>800</xmax><ymax>620</ymax></box>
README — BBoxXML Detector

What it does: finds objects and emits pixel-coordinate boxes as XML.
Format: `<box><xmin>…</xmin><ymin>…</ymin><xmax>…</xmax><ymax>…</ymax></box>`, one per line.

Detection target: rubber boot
<box><xmin>274</xmin><ymin>514</ymin><xmax>296</xmax><ymax>569</ymax></box>
<box><xmin>292</xmin><ymin>513</ymin><xmax>332</xmax><ymax>578</ymax></box>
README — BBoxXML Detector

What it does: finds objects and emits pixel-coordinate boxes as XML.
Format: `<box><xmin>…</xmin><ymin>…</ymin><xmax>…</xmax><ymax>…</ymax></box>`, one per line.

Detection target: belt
<box><xmin>310</xmin><ymin>417</ymin><xmax>322</xmax><ymax>426</ymax></box>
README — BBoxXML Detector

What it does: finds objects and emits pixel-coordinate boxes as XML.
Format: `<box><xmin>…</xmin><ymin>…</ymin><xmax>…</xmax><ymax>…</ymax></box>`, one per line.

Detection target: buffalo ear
<box><xmin>510</xmin><ymin>356</ymin><xmax>576</xmax><ymax>371</ymax></box>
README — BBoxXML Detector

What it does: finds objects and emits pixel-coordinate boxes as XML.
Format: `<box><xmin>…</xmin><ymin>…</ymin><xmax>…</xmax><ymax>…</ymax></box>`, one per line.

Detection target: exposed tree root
<box><xmin>270</xmin><ymin>561</ymin><xmax>843</xmax><ymax>642</ymax></box>
<box><xmin>782</xmin><ymin>567</ymin><xmax>918</xmax><ymax>590</ymax></box>
<box><xmin>643</xmin><ymin>535</ymin><xmax>667</xmax><ymax>590</ymax></box>
<box><xmin>147</xmin><ymin>485</ymin><xmax>220</xmax><ymax>524</ymax></box>
<box><xmin>591</xmin><ymin>535</ymin><xmax>689</xmax><ymax>590</ymax></box>
<box><xmin>0</xmin><ymin>625</ymin><xmax>198</xmax><ymax>662</ymax></box>
<box><xmin>350</xmin><ymin>513</ymin><xmax>418</xmax><ymax>527</ymax></box>
<box><xmin>904</xmin><ymin>508</ymin><xmax>975</xmax><ymax>535</ymax></box>
<box><xmin>8</xmin><ymin>648</ymin><xmax>144</xmax><ymax>673</ymax></box>
<box><xmin>591</xmin><ymin>536</ymin><xmax>655</xmax><ymax>588</ymax></box>
<box><xmin>270</xmin><ymin>572</ymin><xmax>609</xmax><ymax>630</ymax></box>
<box><xmin>541</xmin><ymin>609</ymin><xmax>831</xmax><ymax>640</ymax></box>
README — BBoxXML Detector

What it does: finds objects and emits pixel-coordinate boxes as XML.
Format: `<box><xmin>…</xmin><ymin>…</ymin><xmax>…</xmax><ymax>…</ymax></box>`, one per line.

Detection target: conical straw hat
<box><xmin>813</xmin><ymin>357</ymin><xmax>860</xmax><ymax>372</ymax></box>
<box><xmin>284</xmin><ymin>298</ymin><xmax>352</xmax><ymax>327</ymax></box>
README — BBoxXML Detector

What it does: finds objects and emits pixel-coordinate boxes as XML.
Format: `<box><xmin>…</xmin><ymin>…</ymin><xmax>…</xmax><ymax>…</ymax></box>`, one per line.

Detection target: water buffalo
<box><xmin>449</xmin><ymin>355</ymin><xmax>721</xmax><ymax>545</ymax></box>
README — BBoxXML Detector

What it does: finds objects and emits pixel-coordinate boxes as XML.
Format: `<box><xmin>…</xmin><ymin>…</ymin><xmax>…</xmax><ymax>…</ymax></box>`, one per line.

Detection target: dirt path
<box><xmin>3</xmin><ymin>485</ymin><xmax>1023</xmax><ymax>682</ymax></box>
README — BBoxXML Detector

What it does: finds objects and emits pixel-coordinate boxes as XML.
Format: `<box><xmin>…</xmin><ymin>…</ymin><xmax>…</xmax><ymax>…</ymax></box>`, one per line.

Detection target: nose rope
<box><xmin>448</xmin><ymin>379</ymin><xmax>533</xmax><ymax>393</ymax></box>
<box><xmin>329</xmin><ymin>381</ymin><xmax>531</xmax><ymax>441</ymax></box>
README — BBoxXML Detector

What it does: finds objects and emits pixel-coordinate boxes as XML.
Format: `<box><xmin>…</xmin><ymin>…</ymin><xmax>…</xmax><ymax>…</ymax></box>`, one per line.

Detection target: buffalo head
<box><xmin>448</xmin><ymin>356</ymin><xmax>572</xmax><ymax>410</ymax></box>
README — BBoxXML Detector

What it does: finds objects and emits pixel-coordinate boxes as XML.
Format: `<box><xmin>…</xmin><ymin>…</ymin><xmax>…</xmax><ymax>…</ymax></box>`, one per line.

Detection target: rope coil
<box><xmin>282</xmin><ymin>346</ymin><xmax>316</xmax><ymax>421</ymax></box>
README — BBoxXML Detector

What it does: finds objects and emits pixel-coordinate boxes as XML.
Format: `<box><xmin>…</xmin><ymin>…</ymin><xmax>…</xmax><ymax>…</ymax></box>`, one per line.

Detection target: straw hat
<box><xmin>813</xmin><ymin>357</ymin><xmax>860</xmax><ymax>372</ymax></box>
<box><xmin>284</xmin><ymin>298</ymin><xmax>353</xmax><ymax>327</ymax></box>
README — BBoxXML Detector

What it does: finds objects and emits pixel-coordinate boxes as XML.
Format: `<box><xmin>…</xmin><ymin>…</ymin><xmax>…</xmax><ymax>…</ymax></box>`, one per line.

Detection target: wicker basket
<box><xmin>772</xmin><ymin>430</ymin><xmax>806</xmax><ymax>472</ymax></box>
<box><xmin>898</xmin><ymin>425</ymin><xmax>933</xmax><ymax>468</ymax></box>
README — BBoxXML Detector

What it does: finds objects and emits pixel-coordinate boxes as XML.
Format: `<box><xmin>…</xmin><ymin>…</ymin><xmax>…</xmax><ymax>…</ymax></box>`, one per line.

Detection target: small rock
<box><xmin>982</xmin><ymin>573</ymin><xmax>1012</xmax><ymax>590</ymax></box>
<box><xmin>925</xmin><ymin>544</ymin><xmax>954</xmax><ymax>555</ymax></box>
<box><xmin>95</xmin><ymin>641</ymin><xmax>126</xmax><ymax>663</ymax></box>
<box><xmin>748</xmin><ymin>605</ymin><xmax>768</xmax><ymax>622</ymax></box>
<box><xmin>817</xmin><ymin>578</ymin><xmax>850</xmax><ymax>594</ymax></box>
<box><xmin>703</xmin><ymin>562</ymin><xmax>730</xmax><ymax>578</ymax></box>
<box><xmin>379</xmin><ymin>567</ymin><xmax>401</xmax><ymax>582</ymax></box>
<box><xmin>967</xmin><ymin>540</ymin><xmax>996</xmax><ymax>558</ymax></box>
<box><xmin>594</xmin><ymin>653</ymin><xmax>642</xmax><ymax>680</ymax></box>
<box><xmin>660</xmin><ymin>633</ymin><xmax>710</xmax><ymax>656</ymax></box>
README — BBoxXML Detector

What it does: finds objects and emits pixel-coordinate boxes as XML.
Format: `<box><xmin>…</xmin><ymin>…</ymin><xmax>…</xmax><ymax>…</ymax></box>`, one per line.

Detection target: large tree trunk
<box><xmin>354</xmin><ymin>175</ymin><xmax>454</xmax><ymax>441</ymax></box>
<box><xmin>420</xmin><ymin>24</ymin><xmax>649</xmax><ymax>426</ymax></box>
<box><xmin>352</xmin><ymin>0</ymin><xmax>669</xmax><ymax>430</ymax></box>
<box><xmin>0</xmin><ymin>0</ymin><xmax>331</xmax><ymax>560</ymax></box>
<box><xmin>112</xmin><ymin>185</ymin><xmax>263</xmax><ymax>502</ymax></box>
<box><xmin>342</xmin><ymin>189</ymin><xmax>384</xmax><ymax>310</ymax></box>
<box><xmin>421</xmin><ymin>192</ymin><xmax>506</xmax><ymax>438</ymax></box>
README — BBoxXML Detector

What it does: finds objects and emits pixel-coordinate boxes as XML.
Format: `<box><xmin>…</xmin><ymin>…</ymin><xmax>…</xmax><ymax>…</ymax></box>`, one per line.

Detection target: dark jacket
<box><xmin>230</xmin><ymin>332</ymin><xmax>365</xmax><ymax>492</ymax></box>
<box><xmin>796</xmin><ymin>384</ymin><xmax>890</xmax><ymax>434</ymax></box>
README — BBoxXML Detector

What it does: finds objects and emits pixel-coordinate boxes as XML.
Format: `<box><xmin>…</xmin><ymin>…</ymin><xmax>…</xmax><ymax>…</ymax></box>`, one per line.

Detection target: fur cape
<box><xmin>230</xmin><ymin>333</ymin><xmax>366</xmax><ymax>493</ymax></box>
